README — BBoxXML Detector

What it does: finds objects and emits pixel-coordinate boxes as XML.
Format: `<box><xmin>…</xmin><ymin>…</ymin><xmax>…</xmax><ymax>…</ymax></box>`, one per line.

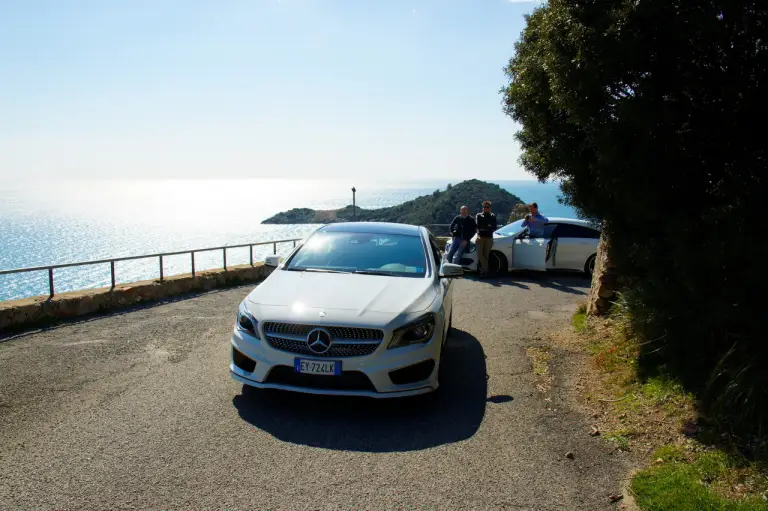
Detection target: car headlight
<box><xmin>236</xmin><ymin>301</ymin><xmax>260</xmax><ymax>339</ymax></box>
<box><xmin>388</xmin><ymin>313</ymin><xmax>436</xmax><ymax>349</ymax></box>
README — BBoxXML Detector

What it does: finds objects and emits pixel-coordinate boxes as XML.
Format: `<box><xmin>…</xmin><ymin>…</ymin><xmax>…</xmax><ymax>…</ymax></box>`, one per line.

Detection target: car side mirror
<box><xmin>439</xmin><ymin>263</ymin><xmax>464</xmax><ymax>279</ymax></box>
<box><xmin>264</xmin><ymin>255</ymin><xmax>282</xmax><ymax>268</ymax></box>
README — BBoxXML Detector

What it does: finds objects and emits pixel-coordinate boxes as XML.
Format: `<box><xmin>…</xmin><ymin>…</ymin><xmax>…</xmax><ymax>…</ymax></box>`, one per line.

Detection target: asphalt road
<box><xmin>0</xmin><ymin>273</ymin><xmax>630</xmax><ymax>511</ymax></box>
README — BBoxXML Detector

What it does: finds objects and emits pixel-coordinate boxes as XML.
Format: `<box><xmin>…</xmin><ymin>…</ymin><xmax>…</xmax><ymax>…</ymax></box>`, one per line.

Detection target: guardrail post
<box><xmin>48</xmin><ymin>268</ymin><xmax>54</xmax><ymax>299</ymax></box>
<box><xmin>249</xmin><ymin>245</ymin><xmax>253</xmax><ymax>266</ymax></box>
<box><xmin>159</xmin><ymin>255</ymin><xmax>164</xmax><ymax>281</ymax></box>
<box><xmin>191</xmin><ymin>251</ymin><xmax>195</xmax><ymax>277</ymax></box>
<box><xmin>223</xmin><ymin>248</ymin><xmax>227</xmax><ymax>271</ymax></box>
<box><xmin>110</xmin><ymin>261</ymin><xmax>116</xmax><ymax>289</ymax></box>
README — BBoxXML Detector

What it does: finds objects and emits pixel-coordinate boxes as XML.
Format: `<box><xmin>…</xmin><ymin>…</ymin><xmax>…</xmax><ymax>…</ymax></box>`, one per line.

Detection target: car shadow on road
<box><xmin>467</xmin><ymin>271</ymin><xmax>590</xmax><ymax>295</ymax></box>
<box><xmin>232</xmin><ymin>329</ymin><xmax>488</xmax><ymax>453</ymax></box>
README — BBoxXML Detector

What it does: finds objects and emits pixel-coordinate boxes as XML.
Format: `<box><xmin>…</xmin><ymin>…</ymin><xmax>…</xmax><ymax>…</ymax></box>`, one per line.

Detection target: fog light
<box><xmin>389</xmin><ymin>359</ymin><xmax>436</xmax><ymax>385</ymax></box>
<box><xmin>233</xmin><ymin>347</ymin><xmax>256</xmax><ymax>372</ymax></box>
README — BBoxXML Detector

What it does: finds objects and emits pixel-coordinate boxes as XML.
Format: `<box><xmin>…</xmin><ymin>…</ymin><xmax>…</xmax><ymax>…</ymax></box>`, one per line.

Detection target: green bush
<box><xmin>502</xmin><ymin>0</ymin><xmax>768</xmax><ymax>435</ymax></box>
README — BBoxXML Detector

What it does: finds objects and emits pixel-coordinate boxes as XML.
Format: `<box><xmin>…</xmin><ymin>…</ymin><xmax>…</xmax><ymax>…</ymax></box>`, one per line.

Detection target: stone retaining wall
<box><xmin>0</xmin><ymin>263</ymin><xmax>271</xmax><ymax>332</ymax></box>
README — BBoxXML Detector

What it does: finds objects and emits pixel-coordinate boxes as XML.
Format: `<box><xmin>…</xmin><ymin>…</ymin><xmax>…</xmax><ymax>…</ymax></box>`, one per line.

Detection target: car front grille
<box><xmin>262</xmin><ymin>322</ymin><xmax>384</xmax><ymax>358</ymax></box>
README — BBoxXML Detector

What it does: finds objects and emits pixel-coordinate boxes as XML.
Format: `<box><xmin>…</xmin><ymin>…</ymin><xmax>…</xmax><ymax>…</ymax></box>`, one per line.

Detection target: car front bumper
<box><xmin>229</xmin><ymin>328</ymin><xmax>442</xmax><ymax>398</ymax></box>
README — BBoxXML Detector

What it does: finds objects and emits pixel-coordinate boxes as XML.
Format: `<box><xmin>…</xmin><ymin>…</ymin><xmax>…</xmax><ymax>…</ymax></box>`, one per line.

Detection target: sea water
<box><xmin>0</xmin><ymin>178</ymin><xmax>575</xmax><ymax>301</ymax></box>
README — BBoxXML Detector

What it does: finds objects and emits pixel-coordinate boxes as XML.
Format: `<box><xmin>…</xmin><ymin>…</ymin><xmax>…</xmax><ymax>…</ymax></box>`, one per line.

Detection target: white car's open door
<box><xmin>512</xmin><ymin>237</ymin><xmax>548</xmax><ymax>271</ymax></box>
<box><xmin>512</xmin><ymin>224</ymin><xmax>557</xmax><ymax>271</ymax></box>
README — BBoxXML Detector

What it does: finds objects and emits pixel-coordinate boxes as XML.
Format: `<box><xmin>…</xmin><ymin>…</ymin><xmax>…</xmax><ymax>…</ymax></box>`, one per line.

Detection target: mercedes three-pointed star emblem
<box><xmin>306</xmin><ymin>328</ymin><xmax>332</xmax><ymax>354</ymax></box>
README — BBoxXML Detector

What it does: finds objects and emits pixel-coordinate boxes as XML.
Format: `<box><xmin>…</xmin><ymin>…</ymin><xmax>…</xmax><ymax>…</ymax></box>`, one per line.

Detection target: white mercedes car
<box><xmin>446</xmin><ymin>217</ymin><xmax>601</xmax><ymax>276</ymax></box>
<box><xmin>230</xmin><ymin>222</ymin><xmax>464</xmax><ymax>398</ymax></box>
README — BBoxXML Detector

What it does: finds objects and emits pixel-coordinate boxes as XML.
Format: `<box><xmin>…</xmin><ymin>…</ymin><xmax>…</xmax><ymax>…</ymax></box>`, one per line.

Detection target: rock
<box><xmin>598</xmin><ymin>287</ymin><xmax>616</xmax><ymax>299</ymax></box>
<box><xmin>681</xmin><ymin>420</ymin><xmax>700</xmax><ymax>436</ymax></box>
<box><xmin>609</xmin><ymin>494</ymin><xmax>623</xmax><ymax>503</ymax></box>
<box><xmin>565</xmin><ymin>451</ymin><xmax>575</xmax><ymax>459</ymax></box>
<box><xmin>590</xmin><ymin>425</ymin><xmax>601</xmax><ymax>436</ymax></box>
<box><xmin>654</xmin><ymin>458</ymin><xmax>664</xmax><ymax>464</ymax></box>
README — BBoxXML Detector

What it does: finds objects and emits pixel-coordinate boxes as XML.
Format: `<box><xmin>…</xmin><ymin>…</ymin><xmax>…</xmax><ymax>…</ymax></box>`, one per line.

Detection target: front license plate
<box><xmin>294</xmin><ymin>358</ymin><xmax>341</xmax><ymax>376</ymax></box>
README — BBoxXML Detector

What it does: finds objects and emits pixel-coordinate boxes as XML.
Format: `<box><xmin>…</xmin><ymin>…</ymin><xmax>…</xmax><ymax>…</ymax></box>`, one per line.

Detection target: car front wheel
<box><xmin>488</xmin><ymin>250</ymin><xmax>508</xmax><ymax>276</ymax></box>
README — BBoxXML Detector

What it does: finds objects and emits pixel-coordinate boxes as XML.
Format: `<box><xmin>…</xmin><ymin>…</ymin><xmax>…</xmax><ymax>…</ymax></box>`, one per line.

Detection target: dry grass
<box><xmin>526</xmin><ymin>345</ymin><xmax>553</xmax><ymax>394</ymax></box>
<box><xmin>565</xmin><ymin>301</ymin><xmax>768</xmax><ymax>508</ymax></box>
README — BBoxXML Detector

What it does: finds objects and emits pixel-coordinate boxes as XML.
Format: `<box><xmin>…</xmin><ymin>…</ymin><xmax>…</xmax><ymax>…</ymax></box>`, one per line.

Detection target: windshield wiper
<box><xmin>284</xmin><ymin>267</ymin><xmax>354</xmax><ymax>274</ymax></box>
<box><xmin>353</xmin><ymin>269</ymin><xmax>399</xmax><ymax>276</ymax></box>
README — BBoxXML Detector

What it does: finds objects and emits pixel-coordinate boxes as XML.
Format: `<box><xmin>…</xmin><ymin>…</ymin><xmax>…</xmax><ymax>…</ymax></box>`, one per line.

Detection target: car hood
<box><xmin>247</xmin><ymin>270</ymin><xmax>437</xmax><ymax>316</ymax></box>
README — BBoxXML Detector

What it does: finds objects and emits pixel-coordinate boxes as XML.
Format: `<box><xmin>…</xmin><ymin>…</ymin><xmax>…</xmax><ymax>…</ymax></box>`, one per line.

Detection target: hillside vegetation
<box><xmin>262</xmin><ymin>180</ymin><xmax>524</xmax><ymax>225</ymax></box>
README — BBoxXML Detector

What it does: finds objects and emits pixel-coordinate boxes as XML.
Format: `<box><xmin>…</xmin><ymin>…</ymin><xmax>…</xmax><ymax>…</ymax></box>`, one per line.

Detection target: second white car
<box><xmin>446</xmin><ymin>217</ymin><xmax>601</xmax><ymax>276</ymax></box>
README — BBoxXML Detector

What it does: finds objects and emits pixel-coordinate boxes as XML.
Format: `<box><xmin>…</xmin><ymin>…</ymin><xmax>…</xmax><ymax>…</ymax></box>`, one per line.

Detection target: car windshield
<box><xmin>495</xmin><ymin>219</ymin><xmax>525</xmax><ymax>237</ymax></box>
<box><xmin>285</xmin><ymin>231</ymin><xmax>427</xmax><ymax>277</ymax></box>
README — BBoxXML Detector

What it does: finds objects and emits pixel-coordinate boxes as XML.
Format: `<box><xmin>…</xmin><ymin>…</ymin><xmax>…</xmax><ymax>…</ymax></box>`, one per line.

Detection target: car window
<box><xmin>285</xmin><ymin>231</ymin><xmax>427</xmax><ymax>277</ymax></box>
<box><xmin>528</xmin><ymin>223</ymin><xmax>558</xmax><ymax>239</ymax></box>
<box><xmin>551</xmin><ymin>223</ymin><xmax>601</xmax><ymax>239</ymax></box>
<box><xmin>428</xmin><ymin>235</ymin><xmax>442</xmax><ymax>269</ymax></box>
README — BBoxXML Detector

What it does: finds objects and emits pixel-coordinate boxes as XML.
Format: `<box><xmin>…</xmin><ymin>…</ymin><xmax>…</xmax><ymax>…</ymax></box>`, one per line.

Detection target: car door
<box><xmin>549</xmin><ymin>223</ymin><xmax>600</xmax><ymax>270</ymax></box>
<box><xmin>512</xmin><ymin>224</ymin><xmax>556</xmax><ymax>271</ymax></box>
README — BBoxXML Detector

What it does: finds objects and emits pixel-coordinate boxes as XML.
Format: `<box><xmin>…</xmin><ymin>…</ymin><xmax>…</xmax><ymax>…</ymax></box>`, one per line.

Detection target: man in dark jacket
<box><xmin>446</xmin><ymin>205</ymin><xmax>477</xmax><ymax>264</ymax></box>
<box><xmin>475</xmin><ymin>200</ymin><xmax>498</xmax><ymax>277</ymax></box>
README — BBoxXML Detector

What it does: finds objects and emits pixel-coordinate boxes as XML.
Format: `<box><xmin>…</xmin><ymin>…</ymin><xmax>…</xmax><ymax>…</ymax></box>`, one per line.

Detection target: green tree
<box><xmin>502</xmin><ymin>0</ymin><xmax>768</xmax><ymax>431</ymax></box>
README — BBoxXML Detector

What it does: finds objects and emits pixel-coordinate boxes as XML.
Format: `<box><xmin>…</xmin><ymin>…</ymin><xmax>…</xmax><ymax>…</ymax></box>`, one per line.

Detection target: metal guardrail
<box><xmin>0</xmin><ymin>224</ymin><xmax>457</xmax><ymax>301</ymax></box>
<box><xmin>422</xmin><ymin>224</ymin><xmax>451</xmax><ymax>234</ymax></box>
<box><xmin>0</xmin><ymin>238</ymin><xmax>302</xmax><ymax>299</ymax></box>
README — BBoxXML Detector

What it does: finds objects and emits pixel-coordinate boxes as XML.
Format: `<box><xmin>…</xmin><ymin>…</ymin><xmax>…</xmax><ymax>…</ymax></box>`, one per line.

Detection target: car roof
<box><xmin>545</xmin><ymin>217</ymin><xmax>599</xmax><ymax>228</ymax></box>
<box><xmin>319</xmin><ymin>222</ymin><xmax>424</xmax><ymax>236</ymax></box>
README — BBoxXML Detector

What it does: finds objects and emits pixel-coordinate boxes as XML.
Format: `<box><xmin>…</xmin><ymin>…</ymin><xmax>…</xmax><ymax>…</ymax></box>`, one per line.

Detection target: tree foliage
<box><xmin>502</xmin><ymin>0</ymin><xmax>768</xmax><ymax>431</ymax></box>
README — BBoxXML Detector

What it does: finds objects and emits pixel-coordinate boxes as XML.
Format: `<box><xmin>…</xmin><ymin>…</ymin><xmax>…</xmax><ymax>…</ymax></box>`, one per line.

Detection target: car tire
<box><xmin>488</xmin><ymin>250</ymin><xmax>508</xmax><ymax>276</ymax></box>
<box><xmin>585</xmin><ymin>254</ymin><xmax>597</xmax><ymax>276</ymax></box>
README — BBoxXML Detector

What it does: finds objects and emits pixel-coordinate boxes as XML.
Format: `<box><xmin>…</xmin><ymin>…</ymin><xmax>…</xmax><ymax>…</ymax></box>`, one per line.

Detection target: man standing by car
<box><xmin>475</xmin><ymin>200</ymin><xmax>498</xmax><ymax>277</ymax></box>
<box><xmin>446</xmin><ymin>205</ymin><xmax>477</xmax><ymax>265</ymax></box>
<box><xmin>521</xmin><ymin>202</ymin><xmax>549</xmax><ymax>238</ymax></box>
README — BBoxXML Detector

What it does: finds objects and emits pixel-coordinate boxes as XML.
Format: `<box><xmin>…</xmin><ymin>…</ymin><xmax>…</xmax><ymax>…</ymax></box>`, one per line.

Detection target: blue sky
<box><xmin>0</xmin><ymin>0</ymin><xmax>539</xmax><ymax>181</ymax></box>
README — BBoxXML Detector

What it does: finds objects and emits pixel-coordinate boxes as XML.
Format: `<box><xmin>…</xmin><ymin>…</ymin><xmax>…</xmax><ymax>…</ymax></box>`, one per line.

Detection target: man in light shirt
<box><xmin>521</xmin><ymin>202</ymin><xmax>549</xmax><ymax>238</ymax></box>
